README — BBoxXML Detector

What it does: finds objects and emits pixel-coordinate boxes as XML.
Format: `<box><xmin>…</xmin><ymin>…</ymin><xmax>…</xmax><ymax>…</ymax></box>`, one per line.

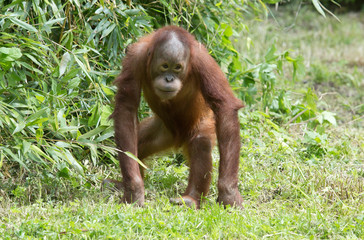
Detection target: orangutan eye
<box><xmin>174</xmin><ymin>64</ymin><xmax>182</xmax><ymax>72</ymax></box>
<box><xmin>161</xmin><ymin>63</ymin><xmax>169</xmax><ymax>71</ymax></box>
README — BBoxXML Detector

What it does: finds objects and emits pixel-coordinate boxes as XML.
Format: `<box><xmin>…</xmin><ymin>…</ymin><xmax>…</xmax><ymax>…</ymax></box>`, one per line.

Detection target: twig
<box><xmin>284</xmin><ymin>109</ymin><xmax>308</xmax><ymax>127</ymax></box>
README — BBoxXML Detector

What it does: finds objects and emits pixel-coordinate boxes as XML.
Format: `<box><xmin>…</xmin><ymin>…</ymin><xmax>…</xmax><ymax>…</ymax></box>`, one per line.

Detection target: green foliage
<box><xmin>0</xmin><ymin>0</ymin><xmax>151</xmax><ymax>198</ymax></box>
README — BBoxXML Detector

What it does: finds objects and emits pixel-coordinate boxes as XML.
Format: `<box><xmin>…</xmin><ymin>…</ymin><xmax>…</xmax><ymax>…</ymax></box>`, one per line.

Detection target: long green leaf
<box><xmin>44</xmin><ymin>18</ymin><xmax>66</xmax><ymax>26</ymax></box>
<box><xmin>59</xmin><ymin>52</ymin><xmax>71</xmax><ymax>77</ymax></box>
<box><xmin>124</xmin><ymin>151</ymin><xmax>148</xmax><ymax>169</ymax></box>
<box><xmin>78</xmin><ymin>126</ymin><xmax>108</xmax><ymax>140</ymax></box>
<box><xmin>311</xmin><ymin>0</ymin><xmax>326</xmax><ymax>17</ymax></box>
<box><xmin>73</xmin><ymin>54</ymin><xmax>93</xmax><ymax>82</ymax></box>
<box><xmin>3</xmin><ymin>148</ymin><xmax>29</xmax><ymax>171</ymax></box>
<box><xmin>9</xmin><ymin>17</ymin><xmax>38</xmax><ymax>32</ymax></box>
<box><xmin>30</xmin><ymin>145</ymin><xmax>56</xmax><ymax>164</ymax></box>
<box><xmin>0</xmin><ymin>47</ymin><xmax>22</xmax><ymax>62</ymax></box>
<box><xmin>62</xmin><ymin>148</ymin><xmax>84</xmax><ymax>175</ymax></box>
<box><xmin>101</xmin><ymin>23</ymin><xmax>116</xmax><ymax>39</ymax></box>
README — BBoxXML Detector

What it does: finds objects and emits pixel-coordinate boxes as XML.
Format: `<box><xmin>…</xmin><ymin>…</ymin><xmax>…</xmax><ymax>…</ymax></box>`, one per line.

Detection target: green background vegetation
<box><xmin>1</xmin><ymin>0</ymin><xmax>363</xmax><ymax>238</ymax></box>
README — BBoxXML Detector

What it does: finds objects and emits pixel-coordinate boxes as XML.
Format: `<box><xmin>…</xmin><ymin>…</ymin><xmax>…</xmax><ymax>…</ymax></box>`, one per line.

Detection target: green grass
<box><xmin>1</xmin><ymin>8</ymin><xmax>364</xmax><ymax>239</ymax></box>
<box><xmin>1</xmin><ymin>196</ymin><xmax>363</xmax><ymax>239</ymax></box>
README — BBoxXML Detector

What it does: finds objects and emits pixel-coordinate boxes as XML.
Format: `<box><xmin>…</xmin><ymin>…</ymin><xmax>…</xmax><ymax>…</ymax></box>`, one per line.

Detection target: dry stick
<box><xmin>284</xmin><ymin>109</ymin><xmax>308</xmax><ymax>127</ymax></box>
<box><xmin>319</xmin><ymin>1</ymin><xmax>341</xmax><ymax>22</ymax></box>
<box><xmin>58</xmin><ymin>3</ymin><xmax>70</xmax><ymax>45</ymax></box>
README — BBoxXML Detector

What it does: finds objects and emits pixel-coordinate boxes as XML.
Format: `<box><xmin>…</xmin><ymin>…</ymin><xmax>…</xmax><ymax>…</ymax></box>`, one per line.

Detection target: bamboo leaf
<box><xmin>44</xmin><ymin>18</ymin><xmax>65</xmax><ymax>26</ymax></box>
<box><xmin>0</xmin><ymin>47</ymin><xmax>22</xmax><ymax>62</ymax></box>
<box><xmin>9</xmin><ymin>17</ymin><xmax>38</xmax><ymax>32</ymax></box>
<box><xmin>30</xmin><ymin>145</ymin><xmax>56</xmax><ymax>164</ymax></box>
<box><xmin>73</xmin><ymin>54</ymin><xmax>93</xmax><ymax>82</ymax></box>
<box><xmin>101</xmin><ymin>23</ymin><xmax>116</xmax><ymax>39</ymax></box>
<box><xmin>19</xmin><ymin>61</ymin><xmax>43</xmax><ymax>74</ymax></box>
<box><xmin>311</xmin><ymin>0</ymin><xmax>326</xmax><ymax>17</ymax></box>
<box><xmin>78</xmin><ymin>126</ymin><xmax>108</xmax><ymax>140</ymax></box>
<box><xmin>25</xmin><ymin>108</ymin><xmax>48</xmax><ymax>125</ymax></box>
<box><xmin>59</xmin><ymin>52</ymin><xmax>71</xmax><ymax>77</ymax></box>
<box><xmin>95</xmin><ymin>126</ymin><xmax>114</xmax><ymax>142</ymax></box>
<box><xmin>3</xmin><ymin>148</ymin><xmax>29</xmax><ymax>171</ymax></box>
<box><xmin>13</xmin><ymin>122</ymin><xmax>26</xmax><ymax>134</ymax></box>
<box><xmin>63</xmin><ymin>149</ymin><xmax>84</xmax><ymax>175</ymax></box>
<box><xmin>0</xmin><ymin>152</ymin><xmax>3</xmax><ymax>169</ymax></box>
<box><xmin>124</xmin><ymin>151</ymin><xmax>148</xmax><ymax>169</ymax></box>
